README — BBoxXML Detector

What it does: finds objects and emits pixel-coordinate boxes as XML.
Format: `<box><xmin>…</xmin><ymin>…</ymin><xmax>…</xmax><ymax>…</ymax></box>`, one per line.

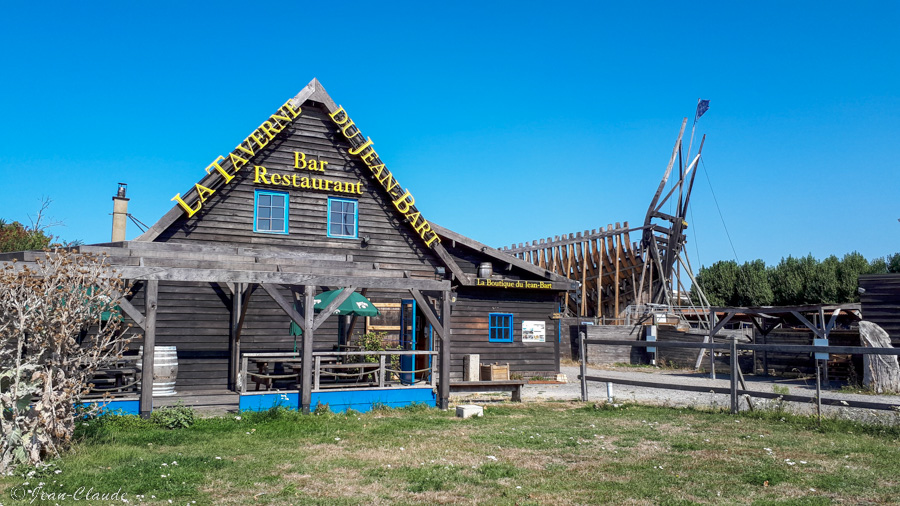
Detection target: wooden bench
<box><xmin>447</xmin><ymin>380</ymin><xmax>527</xmax><ymax>402</ymax></box>
<box><xmin>249</xmin><ymin>361</ymin><xmax>301</xmax><ymax>391</ymax></box>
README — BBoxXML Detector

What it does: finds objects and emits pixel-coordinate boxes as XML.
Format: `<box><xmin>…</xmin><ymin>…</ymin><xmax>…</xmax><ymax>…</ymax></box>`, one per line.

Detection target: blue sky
<box><xmin>1</xmin><ymin>1</ymin><xmax>897</xmax><ymax>269</ymax></box>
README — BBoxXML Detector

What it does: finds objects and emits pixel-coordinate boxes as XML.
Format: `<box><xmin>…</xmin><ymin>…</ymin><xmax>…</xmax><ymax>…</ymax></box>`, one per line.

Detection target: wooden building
<box><xmin>860</xmin><ymin>274</ymin><xmax>900</xmax><ymax>345</ymax></box>
<box><xmin>1</xmin><ymin>79</ymin><xmax>575</xmax><ymax>414</ymax></box>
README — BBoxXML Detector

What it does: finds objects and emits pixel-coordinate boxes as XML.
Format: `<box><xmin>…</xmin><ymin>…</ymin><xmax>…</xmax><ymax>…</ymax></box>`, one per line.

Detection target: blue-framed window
<box><xmin>254</xmin><ymin>190</ymin><xmax>289</xmax><ymax>234</ymax></box>
<box><xmin>489</xmin><ymin>313</ymin><xmax>514</xmax><ymax>343</ymax></box>
<box><xmin>327</xmin><ymin>197</ymin><xmax>358</xmax><ymax>239</ymax></box>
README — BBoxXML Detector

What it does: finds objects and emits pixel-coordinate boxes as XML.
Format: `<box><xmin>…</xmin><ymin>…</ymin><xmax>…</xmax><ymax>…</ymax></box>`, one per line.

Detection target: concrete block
<box><xmin>456</xmin><ymin>404</ymin><xmax>484</xmax><ymax>419</ymax></box>
<box><xmin>463</xmin><ymin>354</ymin><xmax>480</xmax><ymax>382</ymax></box>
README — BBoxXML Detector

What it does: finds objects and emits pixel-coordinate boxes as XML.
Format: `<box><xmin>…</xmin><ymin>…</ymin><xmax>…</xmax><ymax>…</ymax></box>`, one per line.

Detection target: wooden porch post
<box><xmin>301</xmin><ymin>285</ymin><xmax>315</xmax><ymax>414</ymax></box>
<box><xmin>439</xmin><ymin>290</ymin><xmax>452</xmax><ymax>410</ymax></box>
<box><xmin>229</xmin><ymin>282</ymin><xmax>243</xmax><ymax>390</ymax></box>
<box><xmin>139</xmin><ymin>279</ymin><xmax>158</xmax><ymax>418</ymax></box>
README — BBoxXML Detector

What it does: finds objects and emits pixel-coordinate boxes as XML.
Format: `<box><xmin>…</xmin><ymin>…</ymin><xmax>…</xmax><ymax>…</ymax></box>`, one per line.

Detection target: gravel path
<box><xmin>502</xmin><ymin>364</ymin><xmax>900</xmax><ymax>424</ymax></box>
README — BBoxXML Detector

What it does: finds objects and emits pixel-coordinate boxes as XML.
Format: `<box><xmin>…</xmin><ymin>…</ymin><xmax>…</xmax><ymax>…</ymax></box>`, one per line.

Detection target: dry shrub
<box><xmin>0</xmin><ymin>249</ymin><xmax>133</xmax><ymax>471</ymax></box>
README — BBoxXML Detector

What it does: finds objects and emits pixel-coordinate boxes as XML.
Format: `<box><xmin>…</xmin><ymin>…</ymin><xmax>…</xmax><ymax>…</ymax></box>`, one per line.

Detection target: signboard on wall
<box><xmin>522</xmin><ymin>321</ymin><xmax>546</xmax><ymax>343</ymax></box>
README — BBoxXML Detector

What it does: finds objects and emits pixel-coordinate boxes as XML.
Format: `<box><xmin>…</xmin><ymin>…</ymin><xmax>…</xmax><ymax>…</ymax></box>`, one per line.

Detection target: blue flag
<box><xmin>696</xmin><ymin>99</ymin><xmax>710</xmax><ymax>120</ymax></box>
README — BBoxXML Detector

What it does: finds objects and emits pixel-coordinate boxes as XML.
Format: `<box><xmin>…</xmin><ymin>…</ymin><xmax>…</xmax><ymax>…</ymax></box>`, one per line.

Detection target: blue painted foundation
<box><xmin>312</xmin><ymin>387</ymin><xmax>435</xmax><ymax>413</ymax></box>
<box><xmin>239</xmin><ymin>391</ymin><xmax>300</xmax><ymax>411</ymax></box>
<box><xmin>79</xmin><ymin>398</ymin><xmax>140</xmax><ymax>416</ymax></box>
<box><xmin>239</xmin><ymin>387</ymin><xmax>435</xmax><ymax>413</ymax></box>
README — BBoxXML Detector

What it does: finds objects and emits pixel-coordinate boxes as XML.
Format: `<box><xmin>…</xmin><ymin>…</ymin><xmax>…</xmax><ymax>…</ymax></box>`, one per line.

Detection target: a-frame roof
<box><xmin>136</xmin><ymin>78</ymin><xmax>575</xmax><ymax>290</ymax></box>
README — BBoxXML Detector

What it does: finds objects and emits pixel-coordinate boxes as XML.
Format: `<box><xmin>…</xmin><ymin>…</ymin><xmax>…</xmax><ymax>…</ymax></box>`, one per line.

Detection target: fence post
<box><xmin>314</xmin><ymin>356</ymin><xmax>321</xmax><ymax>391</ymax></box>
<box><xmin>709</xmin><ymin>309</ymin><xmax>717</xmax><ymax>380</ymax></box>
<box><xmin>730</xmin><ymin>337</ymin><xmax>738</xmax><ymax>414</ymax></box>
<box><xmin>815</xmin><ymin>359</ymin><xmax>822</xmax><ymax>424</ymax></box>
<box><xmin>240</xmin><ymin>355</ymin><xmax>248</xmax><ymax>395</ymax></box>
<box><xmin>580</xmin><ymin>330</ymin><xmax>588</xmax><ymax>402</ymax></box>
<box><xmin>379</xmin><ymin>355</ymin><xmax>386</xmax><ymax>388</ymax></box>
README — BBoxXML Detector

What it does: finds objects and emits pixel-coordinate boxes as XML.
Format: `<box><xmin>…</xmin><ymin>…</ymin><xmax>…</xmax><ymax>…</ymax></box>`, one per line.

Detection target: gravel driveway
<box><xmin>454</xmin><ymin>363</ymin><xmax>900</xmax><ymax>424</ymax></box>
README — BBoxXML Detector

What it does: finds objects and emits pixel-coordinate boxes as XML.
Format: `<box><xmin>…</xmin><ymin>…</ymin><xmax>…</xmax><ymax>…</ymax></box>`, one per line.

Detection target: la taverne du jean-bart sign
<box><xmin>170</xmin><ymin>98</ymin><xmax>440</xmax><ymax>248</ymax></box>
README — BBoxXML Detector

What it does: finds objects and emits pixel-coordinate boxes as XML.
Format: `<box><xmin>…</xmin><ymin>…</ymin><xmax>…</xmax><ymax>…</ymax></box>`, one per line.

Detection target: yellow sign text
<box><xmin>253</xmin><ymin>166</ymin><xmax>363</xmax><ymax>195</ymax></box>
<box><xmin>171</xmin><ymin>98</ymin><xmax>303</xmax><ymax>217</ymax></box>
<box><xmin>329</xmin><ymin>106</ymin><xmax>440</xmax><ymax>248</ymax></box>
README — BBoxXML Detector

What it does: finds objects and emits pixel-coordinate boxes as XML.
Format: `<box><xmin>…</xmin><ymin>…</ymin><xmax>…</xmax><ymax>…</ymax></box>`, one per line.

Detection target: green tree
<box><xmin>867</xmin><ymin>256</ymin><xmax>888</xmax><ymax>275</ymax></box>
<box><xmin>888</xmin><ymin>253</ymin><xmax>900</xmax><ymax>273</ymax></box>
<box><xmin>0</xmin><ymin>219</ymin><xmax>54</xmax><ymax>253</ymax></box>
<box><xmin>805</xmin><ymin>255</ymin><xmax>840</xmax><ymax>304</ymax></box>
<box><xmin>0</xmin><ymin>198</ymin><xmax>81</xmax><ymax>253</ymax></box>
<box><xmin>735</xmin><ymin>259</ymin><xmax>773</xmax><ymax>306</ymax></box>
<box><xmin>694</xmin><ymin>260</ymin><xmax>739</xmax><ymax>306</ymax></box>
<box><xmin>702</xmin><ymin>252</ymin><xmax>900</xmax><ymax>307</ymax></box>
<box><xmin>836</xmin><ymin>252</ymin><xmax>870</xmax><ymax>302</ymax></box>
<box><xmin>769</xmin><ymin>256</ymin><xmax>805</xmax><ymax>306</ymax></box>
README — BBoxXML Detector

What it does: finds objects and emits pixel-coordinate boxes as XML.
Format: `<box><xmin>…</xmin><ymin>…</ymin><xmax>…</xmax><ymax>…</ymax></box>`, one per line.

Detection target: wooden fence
<box><xmin>578</xmin><ymin>333</ymin><xmax>900</xmax><ymax>417</ymax></box>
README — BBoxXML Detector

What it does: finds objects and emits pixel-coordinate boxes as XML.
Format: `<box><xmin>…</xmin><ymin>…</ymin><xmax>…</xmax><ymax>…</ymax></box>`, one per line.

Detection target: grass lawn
<box><xmin>2</xmin><ymin>402</ymin><xmax>899</xmax><ymax>504</ymax></box>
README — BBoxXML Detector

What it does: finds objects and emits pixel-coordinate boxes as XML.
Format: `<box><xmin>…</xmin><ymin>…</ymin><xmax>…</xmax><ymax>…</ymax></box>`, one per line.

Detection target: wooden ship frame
<box><xmin>501</xmin><ymin>118</ymin><xmax>713</xmax><ymax>325</ymax></box>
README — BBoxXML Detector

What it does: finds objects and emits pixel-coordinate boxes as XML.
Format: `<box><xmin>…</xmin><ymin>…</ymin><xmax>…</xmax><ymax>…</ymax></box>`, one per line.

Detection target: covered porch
<box><xmin>6</xmin><ymin>241</ymin><xmax>454</xmax><ymax>416</ymax></box>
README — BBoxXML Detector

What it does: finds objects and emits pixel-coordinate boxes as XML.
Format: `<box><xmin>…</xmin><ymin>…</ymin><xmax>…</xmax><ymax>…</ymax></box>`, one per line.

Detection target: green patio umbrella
<box><xmin>289</xmin><ymin>289</ymin><xmax>380</xmax><ymax>337</ymax></box>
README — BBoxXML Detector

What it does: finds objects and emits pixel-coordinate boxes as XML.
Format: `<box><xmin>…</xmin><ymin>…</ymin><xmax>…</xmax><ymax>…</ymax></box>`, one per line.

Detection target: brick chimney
<box><xmin>111</xmin><ymin>183</ymin><xmax>129</xmax><ymax>242</ymax></box>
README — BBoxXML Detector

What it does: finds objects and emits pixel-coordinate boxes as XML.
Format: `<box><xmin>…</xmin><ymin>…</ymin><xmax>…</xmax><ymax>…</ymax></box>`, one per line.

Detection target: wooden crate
<box><xmin>480</xmin><ymin>363</ymin><xmax>510</xmax><ymax>381</ymax></box>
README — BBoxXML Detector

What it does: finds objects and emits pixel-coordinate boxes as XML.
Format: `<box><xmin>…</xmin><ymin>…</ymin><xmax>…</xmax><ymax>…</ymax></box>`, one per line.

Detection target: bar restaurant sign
<box><xmin>169</xmin><ymin>95</ymin><xmax>440</xmax><ymax>248</ymax></box>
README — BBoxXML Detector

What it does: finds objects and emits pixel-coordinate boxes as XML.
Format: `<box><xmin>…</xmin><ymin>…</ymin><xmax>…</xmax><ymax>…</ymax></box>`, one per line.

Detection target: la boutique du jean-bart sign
<box><xmin>475</xmin><ymin>278</ymin><xmax>553</xmax><ymax>289</ymax></box>
<box><xmin>170</xmin><ymin>98</ymin><xmax>440</xmax><ymax>248</ymax></box>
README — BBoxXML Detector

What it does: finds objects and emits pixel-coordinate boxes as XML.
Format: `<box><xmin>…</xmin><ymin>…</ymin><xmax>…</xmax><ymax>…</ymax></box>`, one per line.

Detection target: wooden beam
<box><xmin>301</xmin><ymin>285</ymin><xmax>315</xmax><ymax>414</ymax></box>
<box><xmin>503</xmin><ymin>225</ymin><xmax>646</xmax><ymax>254</ymax></box>
<box><xmin>645</xmin><ymin>119</ymin><xmax>688</xmax><ymax>218</ymax></box>
<box><xmin>312</xmin><ymin>287</ymin><xmax>357</xmax><ymax>331</ymax></box>
<box><xmin>431</xmin><ymin>242</ymin><xmax>470</xmax><ymax>284</ymax></box>
<box><xmin>580</xmin><ymin>242</ymin><xmax>587</xmax><ymax>316</ymax></box>
<box><xmin>711</xmin><ymin>312</ymin><xmax>736</xmax><ymax>337</ymax></box>
<box><xmin>261</xmin><ymin>283</ymin><xmax>306</xmax><ymax>333</ymax></box>
<box><xmin>614</xmin><ymin>230</ymin><xmax>621</xmax><ymax>321</ymax></box>
<box><xmin>432</xmin><ymin>223</ymin><xmax>573</xmax><ymax>284</ymax></box>
<box><xmin>790</xmin><ymin>310</ymin><xmax>825</xmax><ymax>339</ymax></box>
<box><xmin>109</xmin><ymin>266</ymin><xmax>451</xmax><ymax>291</ymax></box>
<box><xmin>229</xmin><ymin>283</ymin><xmax>252</xmax><ymax>390</ymax></box>
<box><xmin>346</xmin><ymin>288</ymin><xmax>367</xmax><ymax>342</ymax></box>
<box><xmin>139</xmin><ymin>279</ymin><xmax>158</xmax><ymax>418</ymax></box>
<box><xmin>596</xmin><ymin>239</ymin><xmax>603</xmax><ymax>319</ymax></box>
<box><xmin>439</xmin><ymin>291</ymin><xmax>451</xmax><ymax>410</ymax></box>
<box><xmin>115</xmin><ymin>294</ymin><xmax>146</xmax><ymax>331</ymax></box>
<box><xmin>563</xmin><ymin>243</ymin><xmax>572</xmax><ymax>313</ymax></box>
<box><xmin>408</xmin><ymin>288</ymin><xmax>444</xmax><ymax>336</ymax></box>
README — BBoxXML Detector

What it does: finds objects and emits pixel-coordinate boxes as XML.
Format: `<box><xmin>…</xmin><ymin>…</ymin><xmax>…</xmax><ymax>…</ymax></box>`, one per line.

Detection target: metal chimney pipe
<box><xmin>111</xmin><ymin>183</ymin><xmax>129</xmax><ymax>242</ymax></box>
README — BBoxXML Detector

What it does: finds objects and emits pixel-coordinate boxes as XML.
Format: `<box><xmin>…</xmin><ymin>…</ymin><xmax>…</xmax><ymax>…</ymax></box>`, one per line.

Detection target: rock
<box><xmin>859</xmin><ymin>321</ymin><xmax>900</xmax><ymax>394</ymax></box>
<box><xmin>456</xmin><ymin>404</ymin><xmax>484</xmax><ymax>419</ymax></box>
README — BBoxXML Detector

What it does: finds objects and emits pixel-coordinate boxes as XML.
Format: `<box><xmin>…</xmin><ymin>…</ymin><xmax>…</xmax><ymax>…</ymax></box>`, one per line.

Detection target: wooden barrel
<box><xmin>137</xmin><ymin>346</ymin><xmax>178</xmax><ymax>396</ymax></box>
<box><xmin>477</xmin><ymin>262</ymin><xmax>492</xmax><ymax>279</ymax></box>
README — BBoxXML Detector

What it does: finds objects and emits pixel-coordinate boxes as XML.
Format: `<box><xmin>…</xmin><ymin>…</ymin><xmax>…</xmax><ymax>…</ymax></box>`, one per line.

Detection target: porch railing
<box><xmin>239</xmin><ymin>350</ymin><xmax>437</xmax><ymax>394</ymax></box>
